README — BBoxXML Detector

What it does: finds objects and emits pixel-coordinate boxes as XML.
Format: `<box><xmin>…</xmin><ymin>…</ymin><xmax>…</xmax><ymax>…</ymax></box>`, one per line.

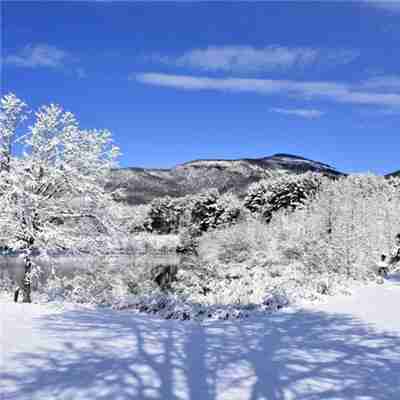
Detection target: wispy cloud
<box><xmin>134</xmin><ymin>73</ymin><xmax>400</xmax><ymax>108</ymax></box>
<box><xmin>149</xmin><ymin>45</ymin><xmax>359</xmax><ymax>72</ymax></box>
<box><xmin>362</xmin><ymin>75</ymin><xmax>400</xmax><ymax>91</ymax></box>
<box><xmin>4</xmin><ymin>43</ymin><xmax>87</xmax><ymax>79</ymax></box>
<box><xmin>4</xmin><ymin>44</ymin><xmax>69</xmax><ymax>68</ymax></box>
<box><xmin>365</xmin><ymin>0</ymin><xmax>400</xmax><ymax>13</ymax></box>
<box><xmin>270</xmin><ymin>107</ymin><xmax>324</xmax><ymax>119</ymax></box>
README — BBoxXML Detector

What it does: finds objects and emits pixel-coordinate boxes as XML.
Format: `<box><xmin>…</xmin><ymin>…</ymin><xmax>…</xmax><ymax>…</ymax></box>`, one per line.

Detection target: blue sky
<box><xmin>2</xmin><ymin>1</ymin><xmax>400</xmax><ymax>174</ymax></box>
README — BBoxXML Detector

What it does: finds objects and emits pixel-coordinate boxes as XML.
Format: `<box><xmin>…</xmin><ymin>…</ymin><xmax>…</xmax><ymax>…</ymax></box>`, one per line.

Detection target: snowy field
<box><xmin>1</xmin><ymin>275</ymin><xmax>400</xmax><ymax>400</ymax></box>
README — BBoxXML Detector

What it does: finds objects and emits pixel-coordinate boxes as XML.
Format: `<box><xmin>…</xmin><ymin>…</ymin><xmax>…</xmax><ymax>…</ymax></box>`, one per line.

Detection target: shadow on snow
<box><xmin>2</xmin><ymin>306</ymin><xmax>400</xmax><ymax>399</ymax></box>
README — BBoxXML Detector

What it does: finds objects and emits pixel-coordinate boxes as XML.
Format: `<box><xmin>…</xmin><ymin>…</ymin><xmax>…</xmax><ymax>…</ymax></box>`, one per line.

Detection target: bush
<box><xmin>214</xmin><ymin>192</ymin><xmax>246</xmax><ymax>227</ymax></box>
<box><xmin>125</xmin><ymin>232</ymin><xmax>180</xmax><ymax>254</ymax></box>
<box><xmin>128</xmin><ymin>204</ymin><xmax>151</xmax><ymax>233</ymax></box>
<box><xmin>0</xmin><ymin>269</ymin><xmax>15</xmax><ymax>293</ymax></box>
<box><xmin>176</xmin><ymin>226</ymin><xmax>201</xmax><ymax>255</ymax></box>
<box><xmin>198</xmin><ymin>219</ymin><xmax>270</xmax><ymax>265</ymax></box>
<box><xmin>145</xmin><ymin>196</ymin><xmax>183</xmax><ymax>234</ymax></box>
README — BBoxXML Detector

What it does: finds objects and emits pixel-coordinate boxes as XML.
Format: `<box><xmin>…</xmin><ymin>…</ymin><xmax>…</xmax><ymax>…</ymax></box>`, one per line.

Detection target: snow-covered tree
<box><xmin>273</xmin><ymin>174</ymin><xmax>400</xmax><ymax>278</ymax></box>
<box><xmin>144</xmin><ymin>190</ymin><xmax>244</xmax><ymax>235</ymax></box>
<box><xmin>145</xmin><ymin>196</ymin><xmax>183</xmax><ymax>234</ymax></box>
<box><xmin>0</xmin><ymin>95</ymin><xmax>27</xmax><ymax>175</ymax></box>
<box><xmin>244</xmin><ymin>172</ymin><xmax>324</xmax><ymax>222</ymax></box>
<box><xmin>189</xmin><ymin>189</ymin><xmax>244</xmax><ymax>232</ymax></box>
<box><xmin>0</xmin><ymin>93</ymin><xmax>120</xmax><ymax>302</ymax></box>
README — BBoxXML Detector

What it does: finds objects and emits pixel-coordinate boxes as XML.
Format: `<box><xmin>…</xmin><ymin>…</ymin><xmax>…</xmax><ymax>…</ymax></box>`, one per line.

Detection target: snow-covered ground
<box><xmin>1</xmin><ymin>275</ymin><xmax>400</xmax><ymax>400</ymax></box>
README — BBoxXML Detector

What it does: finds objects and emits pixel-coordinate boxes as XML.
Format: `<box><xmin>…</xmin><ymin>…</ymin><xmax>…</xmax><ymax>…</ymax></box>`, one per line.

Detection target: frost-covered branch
<box><xmin>0</xmin><ymin>93</ymin><xmax>123</xmax><ymax>301</ymax></box>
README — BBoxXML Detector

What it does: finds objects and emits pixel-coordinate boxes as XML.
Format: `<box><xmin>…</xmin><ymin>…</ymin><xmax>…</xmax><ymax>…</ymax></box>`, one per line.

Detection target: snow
<box><xmin>1</xmin><ymin>275</ymin><xmax>400</xmax><ymax>400</ymax></box>
<box><xmin>176</xmin><ymin>154</ymin><xmax>338</xmax><ymax>173</ymax></box>
<box><xmin>269</xmin><ymin>155</ymin><xmax>335</xmax><ymax>170</ymax></box>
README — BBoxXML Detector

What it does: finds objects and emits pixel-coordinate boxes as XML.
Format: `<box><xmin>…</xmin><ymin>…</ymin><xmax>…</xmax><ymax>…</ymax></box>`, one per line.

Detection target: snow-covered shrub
<box><xmin>114</xmin><ymin>288</ymin><xmax>292</xmax><ymax>321</ymax></box>
<box><xmin>124</xmin><ymin>232</ymin><xmax>180</xmax><ymax>254</ymax></box>
<box><xmin>108</xmin><ymin>202</ymin><xmax>149</xmax><ymax>234</ymax></box>
<box><xmin>0</xmin><ymin>269</ymin><xmax>15</xmax><ymax>292</ymax></box>
<box><xmin>198</xmin><ymin>219</ymin><xmax>270</xmax><ymax>264</ymax></box>
<box><xmin>40</xmin><ymin>258</ymin><xmax>117</xmax><ymax>304</ymax></box>
<box><xmin>214</xmin><ymin>192</ymin><xmax>244</xmax><ymax>227</ymax></box>
<box><xmin>244</xmin><ymin>172</ymin><xmax>325</xmax><ymax>222</ymax></box>
<box><xmin>262</xmin><ymin>288</ymin><xmax>290</xmax><ymax>311</ymax></box>
<box><xmin>183</xmin><ymin>221</ymin><xmax>297</xmax><ymax>308</ymax></box>
<box><xmin>176</xmin><ymin>226</ymin><xmax>201</xmax><ymax>255</ymax></box>
<box><xmin>128</xmin><ymin>204</ymin><xmax>150</xmax><ymax>233</ymax></box>
<box><xmin>114</xmin><ymin>292</ymin><xmax>249</xmax><ymax>321</ymax></box>
<box><xmin>42</xmin><ymin>256</ymin><xmax>155</xmax><ymax>305</ymax></box>
<box><xmin>145</xmin><ymin>196</ymin><xmax>183</xmax><ymax>234</ymax></box>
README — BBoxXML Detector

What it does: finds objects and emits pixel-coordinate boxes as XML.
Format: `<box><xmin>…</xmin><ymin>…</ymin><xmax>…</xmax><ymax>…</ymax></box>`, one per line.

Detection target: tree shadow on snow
<box><xmin>387</xmin><ymin>272</ymin><xmax>400</xmax><ymax>285</ymax></box>
<box><xmin>2</xmin><ymin>306</ymin><xmax>400</xmax><ymax>400</ymax></box>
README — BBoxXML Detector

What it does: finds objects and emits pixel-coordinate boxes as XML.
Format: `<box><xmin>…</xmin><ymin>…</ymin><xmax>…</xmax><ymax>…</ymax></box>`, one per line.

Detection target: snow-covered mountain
<box><xmin>385</xmin><ymin>170</ymin><xmax>400</xmax><ymax>179</ymax></box>
<box><xmin>108</xmin><ymin>153</ymin><xmax>344</xmax><ymax>205</ymax></box>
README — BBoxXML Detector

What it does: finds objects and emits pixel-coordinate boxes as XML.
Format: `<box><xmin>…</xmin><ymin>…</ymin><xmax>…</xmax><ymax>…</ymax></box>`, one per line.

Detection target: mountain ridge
<box><xmin>108</xmin><ymin>153</ymin><xmax>346</xmax><ymax>205</ymax></box>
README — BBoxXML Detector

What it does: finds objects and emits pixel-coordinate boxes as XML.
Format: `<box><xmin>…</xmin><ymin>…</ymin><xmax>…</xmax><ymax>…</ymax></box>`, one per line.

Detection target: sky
<box><xmin>1</xmin><ymin>0</ymin><xmax>400</xmax><ymax>174</ymax></box>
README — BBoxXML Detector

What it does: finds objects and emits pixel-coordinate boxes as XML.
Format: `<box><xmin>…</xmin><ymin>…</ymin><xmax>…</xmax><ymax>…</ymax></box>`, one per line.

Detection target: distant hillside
<box><xmin>385</xmin><ymin>170</ymin><xmax>400</xmax><ymax>179</ymax></box>
<box><xmin>108</xmin><ymin>153</ymin><xmax>344</xmax><ymax>205</ymax></box>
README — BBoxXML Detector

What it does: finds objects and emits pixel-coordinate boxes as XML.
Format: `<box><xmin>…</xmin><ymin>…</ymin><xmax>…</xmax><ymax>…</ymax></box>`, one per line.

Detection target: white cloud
<box><xmin>134</xmin><ymin>73</ymin><xmax>400</xmax><ymax>108</ymax></box>
<box><xmin>270</xmin><ymin>108</ymin><xmax>325</xmax><ymax>119</ymax></box>
<box><xmin>362</xmin><ymin>75</ymin><xmax>400</xmax><ymax>91</ymax></box>
<box><xmin>175</xmin><ymin>46</ymin><xmax>318</xmax><ymax>71</ymax></box>
<box><xmin>4</xmin><ymin>44</ymin><xmax>69</xmax><ymax>68</ymax></box>
<box><xmin>366</xmin><ymin>0</ymin><xmax>400</xmax><ymax>13</ymax></box>
<box><xmin>150</xmin><ymin>45</ymin><xmax>358</xmax><ymax>72</ymax></box>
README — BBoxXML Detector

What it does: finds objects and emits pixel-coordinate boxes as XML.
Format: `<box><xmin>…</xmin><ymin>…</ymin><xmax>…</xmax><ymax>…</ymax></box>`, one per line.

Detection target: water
<box><xmin>0</xmin><ymin>252</ymin><xmax>180</xmax><ymax>287</ymax></box>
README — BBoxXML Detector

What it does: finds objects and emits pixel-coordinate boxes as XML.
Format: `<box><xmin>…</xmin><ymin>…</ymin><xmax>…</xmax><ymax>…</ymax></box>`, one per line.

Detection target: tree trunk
<box><xmin>22</xmin><ymin>254</ymin><xmax>32</xmax><ymax>303</ymax></box>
